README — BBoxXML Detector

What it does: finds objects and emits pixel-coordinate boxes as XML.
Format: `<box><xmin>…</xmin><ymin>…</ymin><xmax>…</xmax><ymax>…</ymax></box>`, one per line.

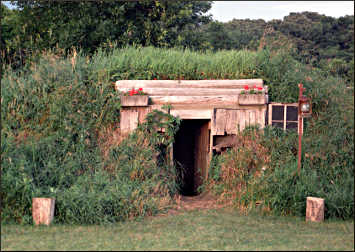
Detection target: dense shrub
<box><xmin>1</xmin><ymin>48</ymin><xmax>120</xmax><ymax>223</ymax></box>
<box><xmin>1</xmin><ymin>47</ymin><xmax>182</xmax><ymax>224</ymax></box>
<box><xmin>1</xmin><ymin>108</ymin><xmax>180</xmax><ymax>224</ymax></box>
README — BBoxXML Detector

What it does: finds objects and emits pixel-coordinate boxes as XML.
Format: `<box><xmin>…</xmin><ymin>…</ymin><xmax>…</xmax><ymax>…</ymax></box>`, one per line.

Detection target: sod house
<box><xmin>115</xmin><ymin>79</ymin><xmax>268</xmax><ymax>195</ymax></box>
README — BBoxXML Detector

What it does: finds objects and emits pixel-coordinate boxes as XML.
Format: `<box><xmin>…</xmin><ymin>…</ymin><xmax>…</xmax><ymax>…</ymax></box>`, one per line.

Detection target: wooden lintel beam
<box><xmin>115</xmin><ymin>79</ymin><xmax>263</xmax><ymax>90</ymax></box>
<box><xmin>117</xmin><ymin>87</ymin><xmax>244</xmax><ymax>96</ymax></box>
<box><xmin>149</xmin><ymin>95</ymin><xmax>239</xmax><ymax>105</ymax></box>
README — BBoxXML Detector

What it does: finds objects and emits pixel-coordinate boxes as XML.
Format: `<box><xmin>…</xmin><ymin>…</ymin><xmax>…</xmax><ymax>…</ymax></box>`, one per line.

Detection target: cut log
<box><xmin>32</xmin><ymin>198</ymin><xmax>55</xmax><ymax>225</ymax></box>
<box><xmin>306</xmin><ymin>197</ymin><xmax>325</xmax><ymax>222</ymax></box>
<box><xmin>115</xmin><ymin>79</ymin><xmax>263</xmax><ymax>90</ymax></box>
<box><xmin>117</xmin><ymin>87</ymin><xmax>244</xmax><ymax>96</ymax></box>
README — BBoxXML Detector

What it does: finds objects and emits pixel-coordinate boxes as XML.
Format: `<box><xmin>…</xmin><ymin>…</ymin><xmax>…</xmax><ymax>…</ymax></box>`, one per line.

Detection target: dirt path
<box><xmin>154</xmin><ymin>191</ymin><xmax>228</xmax><ymax>218</ymax></box>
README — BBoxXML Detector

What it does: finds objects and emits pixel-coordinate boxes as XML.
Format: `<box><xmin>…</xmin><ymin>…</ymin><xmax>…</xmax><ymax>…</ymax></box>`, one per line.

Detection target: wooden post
<box><xmin>298</xmin><ymin>83</ymin><xmax>304</xmax><ymax>176</ymax></box>
<box><xmin>306</xmin><ymin>197</ymin><xmax>325</xmax><ymax>222</ymax></box>
<box><xmin>32</xmin><ymin>198</ymin><xmax>55</xmax><ymax>225</ymax></box>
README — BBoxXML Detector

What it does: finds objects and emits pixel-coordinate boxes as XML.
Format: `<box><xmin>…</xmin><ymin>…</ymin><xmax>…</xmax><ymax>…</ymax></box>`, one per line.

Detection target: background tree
<box><xmin>3</xmin><ymin>0</ymin><xmax>212</xmax><ymax>67</ymax></box>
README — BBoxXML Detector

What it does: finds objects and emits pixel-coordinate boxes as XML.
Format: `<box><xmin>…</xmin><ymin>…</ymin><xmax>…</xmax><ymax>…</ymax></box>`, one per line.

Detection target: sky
<box><xmin>3</xmin><ymin>1</ymin><xmax>354</xmax><ymax>22</ymax></box>
<box><xmin>207</xmin><ymin>1</ymin><xmax>354</xmax><ymax>22</ymax></box>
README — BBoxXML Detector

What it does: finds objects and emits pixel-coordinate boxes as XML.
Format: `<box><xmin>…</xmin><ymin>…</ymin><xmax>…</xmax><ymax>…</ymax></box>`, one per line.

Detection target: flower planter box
<box><xmin>120</xmin><ymin>95</ymin><xmax>149</xmax><ymax>107</ymax></box>
<box><xmin>238</xmin><ymin>94</ymin><xmax>265</xmax><ymax>105</ymax></box>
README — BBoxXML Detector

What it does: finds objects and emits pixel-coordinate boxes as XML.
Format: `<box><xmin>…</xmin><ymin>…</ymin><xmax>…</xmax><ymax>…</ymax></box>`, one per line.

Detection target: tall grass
<box><xmin>106</xmin><ymin>46</ymin><xmax>259</xmax><ymax>81</ymax></box>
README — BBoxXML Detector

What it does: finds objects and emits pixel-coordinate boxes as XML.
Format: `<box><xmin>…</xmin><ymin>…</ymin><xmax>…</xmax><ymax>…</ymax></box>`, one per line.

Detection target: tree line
<box><xmin>1</xmin><ymin>1</ymin><xmax>354</xmax><ymax>80</ymax></box>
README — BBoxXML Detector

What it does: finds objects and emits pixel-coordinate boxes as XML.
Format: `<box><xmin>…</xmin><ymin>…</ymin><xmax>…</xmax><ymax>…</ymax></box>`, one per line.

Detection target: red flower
<box><xmin>153</xmin><ymin>78</ymin><xmax>157</xmax><ymax>80</ymax></box>
<box><xmin>129</xmin><ymin>88</ymin><xmax>137</xmax><ymax>95</ymax></box>
<box><xmin>138</xmin><ymin>88</ymin><xmax>143</xmax><ymax>91</ymax></box>
<box><xmin>244</xmin><ymin>85</ymin><xmax>249</xmax><ymax>90</ymax></box>
<box><xmin>257</xmin><ymin>87</ymin><xmax>263</xmax><ymax>91</ymax></box>
<box><xmin>253</xmin><ymin>85</ymin><xmax>257</xmax><ymax>89</ymax></box>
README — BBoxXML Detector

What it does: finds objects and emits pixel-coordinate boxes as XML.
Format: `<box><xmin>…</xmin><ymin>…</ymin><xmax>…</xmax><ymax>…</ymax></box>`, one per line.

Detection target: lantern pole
<box><xmin>298</xmin><ymin>83</ymin><xmax>304</xmax><ymax>176</ymax></box>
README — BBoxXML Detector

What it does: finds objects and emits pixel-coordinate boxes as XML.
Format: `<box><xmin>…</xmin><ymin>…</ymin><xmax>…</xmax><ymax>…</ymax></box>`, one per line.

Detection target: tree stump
<box><xmin>306</xmin><ymin>197</ymin><xmax>324</xmax><ymax>222</ymax></box>
<box><xmin>32</xmin><ymin>198</ymin><xmax>55</xmax><ymax>225</ymax></box>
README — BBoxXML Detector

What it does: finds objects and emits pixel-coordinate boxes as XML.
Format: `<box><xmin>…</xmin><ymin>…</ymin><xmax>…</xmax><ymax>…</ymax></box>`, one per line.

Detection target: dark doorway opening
<box><xmin>173</xmin><ymin>119</ymin><xmax>210</xmax><ymax>196</ymax></box>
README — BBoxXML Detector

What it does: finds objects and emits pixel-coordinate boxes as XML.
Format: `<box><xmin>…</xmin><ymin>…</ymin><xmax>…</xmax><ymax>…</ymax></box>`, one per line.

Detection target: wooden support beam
<box><xmin>149</xmin><ymin>95</ymin><xmax>239</xmax><ymax>105</ymax></box>
<box><xmin>117</xmin><ymin>87</ymin><xmax>244</xmax><ymax>96</ymax></box>
<box><xmin>170</xmin><ymin>109</ymin><xmax>211</xmax><ymax>119</ymax></box>
<box><xmin>163</xmin><ymin>104</ymin><xmax>261</xmax><ymax>110</ymax></box>
<box><xmin>120</xmin><ymin>109</ymin><xmax>139</xmax><ymax>134</ymax></box>
<box><xmin>115</xmin><ymin>79</ymin><xmax>263</xmax><ymax>90</ymax></box>
<box><xmin>214</xmin><ymin>109</ymin><xmax>227</xmax><ymax>135</ymax></box>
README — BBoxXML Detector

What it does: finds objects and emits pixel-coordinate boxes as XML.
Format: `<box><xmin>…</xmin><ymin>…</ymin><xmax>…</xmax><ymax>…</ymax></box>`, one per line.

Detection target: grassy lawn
<box><xmin>1</xmin><ymin>209</ymin><xmax>354</xmax><ymax>251</ymax></box>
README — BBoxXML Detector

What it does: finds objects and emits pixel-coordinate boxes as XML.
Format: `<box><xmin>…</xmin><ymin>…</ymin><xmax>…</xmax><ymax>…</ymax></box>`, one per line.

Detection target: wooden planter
<box><xmin>238</xmin><ymin>94</ymin><xmax>265</xmax><ymax>105</ymax></box>
<box><xmin>121</xmin><ymin>95</ymin><xmax>149</xmax><ymax>107</ymax></box>
<box><xmin>32</xmin><ymin>198</ymin><xmax>55</xmax><ymax>225</ymax></box>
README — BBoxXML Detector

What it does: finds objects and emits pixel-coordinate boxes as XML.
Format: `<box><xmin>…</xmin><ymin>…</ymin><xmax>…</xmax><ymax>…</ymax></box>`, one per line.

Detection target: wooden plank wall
<box><xmin>120</xmin><ymin>105</ymin><xmax>168</xmax><ymax>134</ymax></box>
<box><xmin>194</xmin><ymin>121</ymin><xmax>210</xmax><ymax>191</ymax></box>
<box><xmin>120</xmin><ymin>107</ymin><xmax>151</xmax><ymax>134</ymax></box>
<box><xmin>118</xmin><ymin>79</ymin><xmax>266</xmax><ymax>134</ymax></box>
<box><xmin>212</xmin><ymin>108</ymin><xmax>266</xmax><ymax>135</ymax></box>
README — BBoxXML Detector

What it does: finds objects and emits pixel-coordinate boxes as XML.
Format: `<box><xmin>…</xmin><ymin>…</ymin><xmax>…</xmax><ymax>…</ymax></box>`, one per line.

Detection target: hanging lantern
<box><xmin>298</xmin><ymin>95</ymin><xmax>312</xmax><ymax>118</ymax></box>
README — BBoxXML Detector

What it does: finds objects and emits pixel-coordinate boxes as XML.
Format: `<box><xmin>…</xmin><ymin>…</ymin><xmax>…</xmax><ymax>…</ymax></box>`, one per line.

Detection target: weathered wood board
<box><xmin>149</xmin><ymin>95</ymin><xmax>239</xmax><ymax>106</ymax></box>
<box><xmin>121</xmin><ymin>95</ymin><xmax>149</xmax><ymax>106</ymax></box>
<box><xmin>212</xmin><ymin>108</ymin><xmax>266</xmax><ymax>135</ymax></box>
<box><xmin>306</xmin><ymin>197</ymin><xmax>325</xmax><ymax>222</ymax></box>
<box><xmin>239</xmin><ymin>94</ymin><xmax>266</xmax><ymax>105</ymax></box>
<box><xmin>120</xmin><ymin>107</ymin><xmax>153</xmax><ymax>134</ymax></box>
<box><xmin>170</xmin><ymin>109</ymin><xmax>211</xmax><ymax>119</ymax></box>
<box><xmin>194</xmin><ymin>121</ymin><xmax>210</xmax><ymax>191</ymax></box>
<box><xmin>120</xmin><ymin>109</ymin><xmax>139</xmax><ymax>134</ymax></box>
<box><xmin>118</xmin><ymin>87</ymin><xmax>246</xmax><ymax>96</ymax></box>
<box><xmin>115</xmin><ymin>79</ymin><xmax>263</xmax><ymax>90</ymax></box>
<box><xmin>32</xmin><ymin>198</ymin><xmax>55</xmax><ymax>226</ymax></box>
